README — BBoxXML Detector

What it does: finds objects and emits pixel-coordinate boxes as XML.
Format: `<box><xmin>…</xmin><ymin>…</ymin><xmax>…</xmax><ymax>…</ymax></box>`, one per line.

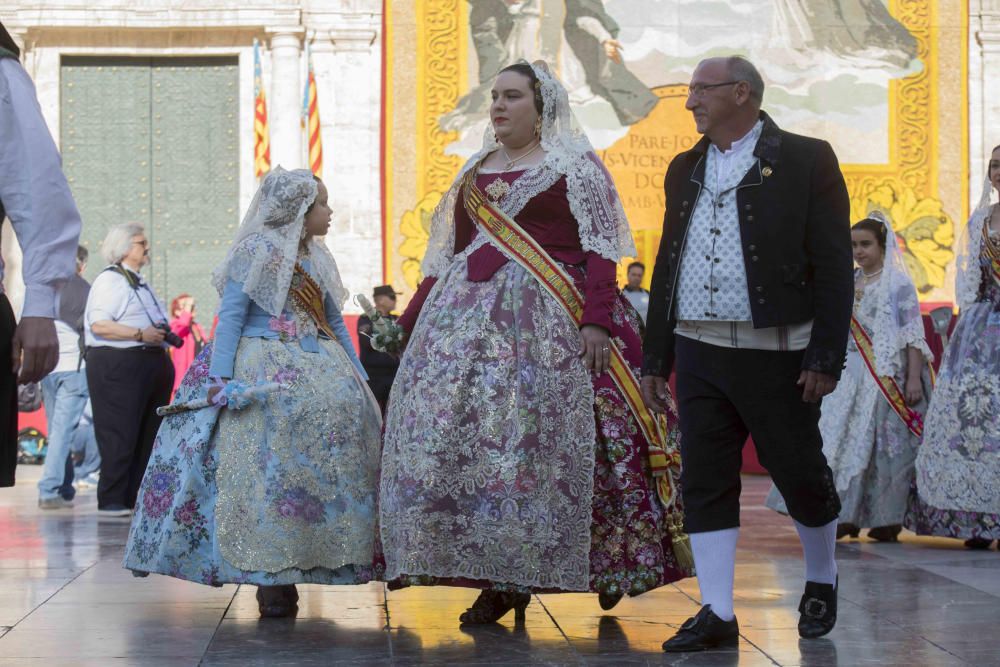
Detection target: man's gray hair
<box><xmin>727</xmin><ymin>56</ymin><xmax>764</xmax><ymax>103</ymax></box>
<box><xmin>100</xmin><ymin>222</ymin><xmax>145</xmax><ymax>265</ymax></box>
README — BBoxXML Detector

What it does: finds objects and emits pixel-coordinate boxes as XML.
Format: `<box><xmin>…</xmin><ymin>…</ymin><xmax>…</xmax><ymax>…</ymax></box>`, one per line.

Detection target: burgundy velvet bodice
<box><xmin>398</xmin><ymin>170</ymin><xmax>618</xmax><ymax>333</ymax></box>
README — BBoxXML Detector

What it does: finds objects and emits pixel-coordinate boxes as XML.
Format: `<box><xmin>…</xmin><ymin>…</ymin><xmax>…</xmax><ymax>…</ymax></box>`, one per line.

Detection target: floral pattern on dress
<box><xmin>123</xmin><ymin>331</ymin><xmax>384</xmax><ymax>586</ymax></box>
<box><xmin>906</xmin><ymin>229</ymin><xmax>1000</xmax><ymax>536</ymax></box>
<box><xmin>380</xmin><ymin>257</ymin><xmax>687</xmax><ymax>594</ymax></box>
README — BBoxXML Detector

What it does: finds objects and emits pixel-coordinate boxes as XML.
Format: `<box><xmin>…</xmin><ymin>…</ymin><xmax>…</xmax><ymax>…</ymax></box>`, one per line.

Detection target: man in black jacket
<box><xmin>357</xmin><ymin>285</ymin><xmax>401</xmax><ymax>412</ymax></box>
<box><xmin>641</xmin><ymin>56</ymin><xmax>853</xmax><ymax>651</ymax></box>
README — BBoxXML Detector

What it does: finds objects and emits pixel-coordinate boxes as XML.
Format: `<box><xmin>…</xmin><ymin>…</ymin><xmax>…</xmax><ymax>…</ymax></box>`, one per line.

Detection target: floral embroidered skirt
<box><xmin>123</xmin><ymin>337</ymin><xmax>384</xmax><ymax>586</ymax></box>
<box><xmin>379</xmin><ymin>259</ymin><xmax>688</xmax><ymax>596</ymax></box>
<box><xmin>905</xmin><ymin>294</ymin><xmax>1000</xmax><ymax>540</ymax></box>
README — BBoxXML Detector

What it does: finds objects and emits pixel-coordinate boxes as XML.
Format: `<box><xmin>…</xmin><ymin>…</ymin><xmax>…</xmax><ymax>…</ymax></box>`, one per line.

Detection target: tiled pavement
<box><xmin>1</xmin><ymin>466</ymin><xmax>998</xmax><ymax>666</ymax></box>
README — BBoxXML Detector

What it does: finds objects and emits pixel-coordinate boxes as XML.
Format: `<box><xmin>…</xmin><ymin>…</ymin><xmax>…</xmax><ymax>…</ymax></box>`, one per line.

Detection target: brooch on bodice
<box><xmin>485</xmin><ymin>177</ymin><xmax>511</xmax><ymax>203</ymax></box>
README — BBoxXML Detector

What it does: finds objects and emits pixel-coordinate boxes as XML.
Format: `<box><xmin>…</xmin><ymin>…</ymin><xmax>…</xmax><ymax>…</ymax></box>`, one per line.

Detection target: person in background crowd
<box><xmin>0</xmin><ymin>21</ymin><xmax>81</xmax><ymax>487</ymax></box>
<box><xmin>70</xmin><ymin>401</ymin><xmax>100</xmax><ymax>489</ymax></box>
<box><xmin>37</xmin><ymin>245</ymin><xmax>92</xmax><ymax>509</ymax></box>
<box><xmin>622</xmin><ymin>260</ymin><xmax>649</xmax><ymax>327</ymax></box>
<box><xmin>766</xmin><ymin>214</ymin><xmax>932</xmax><ymax>543</ymax></box>
<box><xmin>357</xmin><ymin>284</ymin><xmax>401</xmax><ymax>410</ymax></box>
<box><xmin>84</xmin><ymin>223</ymin><xmax>174</xmax><ymax>518</ymax></box>
<box><xmin>168</xmin><ymin>293</ymin><xmax>207</xmax><ymax>394</ymax></box>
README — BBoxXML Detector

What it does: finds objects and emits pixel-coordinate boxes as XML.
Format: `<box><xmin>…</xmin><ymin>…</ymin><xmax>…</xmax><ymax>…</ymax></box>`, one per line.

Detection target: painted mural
<box><xmin>384</xmin><ymin>1</ymin><xmax>967</xmax><ymax>303</ymax></box>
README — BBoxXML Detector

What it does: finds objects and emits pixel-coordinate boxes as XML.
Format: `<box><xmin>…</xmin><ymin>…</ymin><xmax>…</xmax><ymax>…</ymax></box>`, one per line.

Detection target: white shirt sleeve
<box><xmin>0</xmin><ymin>58</ymin><xmax>81</xmax><ymax>318</ymax></box>
<box><xmin>575</xmin><ymin>16</ymin><xmax>614</xmax><ymax>44</ymax></box>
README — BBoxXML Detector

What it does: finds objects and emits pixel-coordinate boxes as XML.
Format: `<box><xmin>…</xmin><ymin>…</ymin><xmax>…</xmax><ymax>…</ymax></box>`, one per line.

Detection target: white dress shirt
<box><xmin>85</xmin><ymin>266</ymin><xmax>167</xmax><ymax>349</ymax></box>
<box><xmin>0</xmin><ymin>57</ymin><xmax>81</xmax><ymax>318</ymax></box>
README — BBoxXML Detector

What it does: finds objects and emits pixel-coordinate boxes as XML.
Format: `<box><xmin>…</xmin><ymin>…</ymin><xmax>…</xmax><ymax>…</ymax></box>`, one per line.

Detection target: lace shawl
<box><xmin>955</xmin><ymin>178</ymin><xmax>997</xmax><ymax>311</ymax></box>
<box><xmin>866</xmin><ymin>212</ymin><xmax>933</xmax><ymax>376</ymax></box>
<box><xmin>211</xmin><ymin>166</ymin><xmax>348</xmax><ymax>317</ymax></box>
<box><xmin>421</xmin><ymin>61</ymin><xmax>636</xmax><ymax>279</ymax></box>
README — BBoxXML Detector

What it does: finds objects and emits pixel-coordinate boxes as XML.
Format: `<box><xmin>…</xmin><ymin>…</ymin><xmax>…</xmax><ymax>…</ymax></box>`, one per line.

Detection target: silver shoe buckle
<box><xmin>803</xmin><ymin>598</ymin><xmax>827</xmax><ymax>619</ymax></box>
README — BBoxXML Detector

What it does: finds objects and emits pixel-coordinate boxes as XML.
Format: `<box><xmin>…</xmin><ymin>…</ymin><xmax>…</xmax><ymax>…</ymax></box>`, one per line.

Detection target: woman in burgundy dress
<box><xmin>379</xmin><ymin>61</ymin><xmax>688</xmax><ymax>625</ymax></box>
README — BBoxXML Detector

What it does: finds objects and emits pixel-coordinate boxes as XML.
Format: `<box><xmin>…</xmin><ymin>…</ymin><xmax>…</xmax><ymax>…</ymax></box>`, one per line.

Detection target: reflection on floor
<box><xmin>1</xmin><ymin>467</ymin><xmax>998</xmax><ymax>666</ymax></box>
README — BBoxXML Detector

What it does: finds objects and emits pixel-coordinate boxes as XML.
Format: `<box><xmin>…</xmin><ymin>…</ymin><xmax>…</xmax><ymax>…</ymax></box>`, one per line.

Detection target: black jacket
<box><xmin>642</xmin><ymin>112</ymin><xmax>853</xmax><ymax>379</ymax></box>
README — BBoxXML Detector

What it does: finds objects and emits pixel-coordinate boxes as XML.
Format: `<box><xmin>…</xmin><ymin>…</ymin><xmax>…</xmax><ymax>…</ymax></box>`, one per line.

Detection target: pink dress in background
<box><xmin>169</xmin><ymin>312</ymin><xmax>207</xmax><ymax>394</ymax></box>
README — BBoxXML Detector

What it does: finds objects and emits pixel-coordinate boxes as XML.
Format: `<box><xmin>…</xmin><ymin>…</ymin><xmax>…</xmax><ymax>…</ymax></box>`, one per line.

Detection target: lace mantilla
<box><xmin>956</xmin><ymin>180</ymin><xmax>997</xmax><ymax>310</ymax></box>
<box><xmin>420</xmin><ymin>61</ymin><xmax>635</xmax><ymax>279</ymax></box>
<box><xmin>211</xmin><ymin>167</ymin><xmax>348</xmax><ymax>316</ymax></box>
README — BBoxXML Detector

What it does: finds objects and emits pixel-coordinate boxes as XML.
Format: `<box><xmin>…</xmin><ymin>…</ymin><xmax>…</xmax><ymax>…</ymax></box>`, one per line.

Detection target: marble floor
<box><xmin>1</xmin><ymin>466</ymin><xmax>998</xmax><ymax>666</ymax></box>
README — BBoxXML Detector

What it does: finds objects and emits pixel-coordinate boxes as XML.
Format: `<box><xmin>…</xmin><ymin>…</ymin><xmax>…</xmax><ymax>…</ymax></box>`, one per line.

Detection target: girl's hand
<box><xmin>905</xmin><ymin>376</ymin><xmax>923</xmax><ymax>406</ymax></box>
<box><xmin>207</xmin><ymin>378</ymin><xmax>231</xmax><ymax>405</ymax></box>
<box><xmin>579</xmin><ymin>324</ymin><xmax>611</xmax><ymax>376</ymax></box>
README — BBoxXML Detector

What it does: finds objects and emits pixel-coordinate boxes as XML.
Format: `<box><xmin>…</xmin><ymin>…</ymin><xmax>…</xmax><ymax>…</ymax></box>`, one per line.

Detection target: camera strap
<box><xmin>102</xmin><ymin>264</ymin><xmax>168</xmax><ymax>329</ymax></box>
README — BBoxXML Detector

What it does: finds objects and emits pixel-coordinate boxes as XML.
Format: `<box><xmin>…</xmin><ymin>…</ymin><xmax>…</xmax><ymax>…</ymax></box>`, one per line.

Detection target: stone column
<box><xmin>267</xmin><ymin>30</ymin><xmax>304</xmax><ymax>170</ymax></box>
<box><xmin>322</xmin><ymin>23</ymin><xmax>382</xmax><ymax>312</ymax></box>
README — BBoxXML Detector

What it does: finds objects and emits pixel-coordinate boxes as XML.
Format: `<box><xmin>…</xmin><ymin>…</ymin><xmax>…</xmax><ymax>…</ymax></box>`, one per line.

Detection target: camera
<box><xmin>156</xmin><ymin>323</ymin><xmax>184</xmax><ymax>348</ymax></box>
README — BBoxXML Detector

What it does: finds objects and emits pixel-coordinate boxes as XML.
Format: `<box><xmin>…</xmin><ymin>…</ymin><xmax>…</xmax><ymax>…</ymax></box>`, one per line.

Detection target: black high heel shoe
<box><xmin>459</xmin><ymin>590</ymin><xmax>530</xmax><ymax>625</ymax></box>
<box><xmin>256</xmin><ymin>584</ymin><xmax>298</xmax><ymax>618</ymax></box>
<box><xmin>598</xmin><ymin>591</ymin><xmax>624</xmax><ymax>611</ymax></box>
<box><xmin>836</xmin><ymin>523</ymin><xmax>860</xmax><ymax>540</ymax></box>
<box><xmin>867</xmin><ymin>525</ymin><xmax>902</xmax><ymax>543</ymax></box>
<box><xmin>964</xmin><ymin>537</ymin><xmax>994</xmax><ymax>550</ymax></box>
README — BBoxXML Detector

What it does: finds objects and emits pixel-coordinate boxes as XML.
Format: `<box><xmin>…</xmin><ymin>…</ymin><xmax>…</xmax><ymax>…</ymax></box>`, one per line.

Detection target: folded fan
<box><xmin>156</xmin><ymin>380</ymin><xmax>282</xmax><ymax>416</ymax></box>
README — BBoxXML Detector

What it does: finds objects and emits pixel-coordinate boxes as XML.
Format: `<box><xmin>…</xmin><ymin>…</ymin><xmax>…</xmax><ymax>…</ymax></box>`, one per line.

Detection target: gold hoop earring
<box><xmin>534</xmin><ymin>118</ymin><xmax>542</xmax><ymax>137</ymax></box>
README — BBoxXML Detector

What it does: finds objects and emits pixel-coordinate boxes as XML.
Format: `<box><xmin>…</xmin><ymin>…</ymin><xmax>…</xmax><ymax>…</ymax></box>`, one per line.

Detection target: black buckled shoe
<box><xmin>798</xmin><ymin>577</ymin><xmax>837</xmax><ymax>639</ymax></box>
<box><xmin>662</xmin><ymin>605</ymin><xmax>739</xmax><ymax>652</ymax></box>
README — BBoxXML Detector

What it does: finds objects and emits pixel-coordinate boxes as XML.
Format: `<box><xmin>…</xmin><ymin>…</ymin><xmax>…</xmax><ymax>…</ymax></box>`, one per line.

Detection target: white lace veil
<box><xmin>421</xmin><ymin>60</ymin><xmax>636</xmax><ymax>279</ymax></box>
<box><xmin>863</xmin><ymin>211</ymin><xmax>932</xmax><ymax>375</ymax></box>
<box><xmin>211</xmin><ymin>166</ymin><xmax>348</xmax><ymax>316</ymax></box>
<box><xmin>955</xmin><ymin>177</ymin><xmax>996</xmax><ymax>310</ymax></box>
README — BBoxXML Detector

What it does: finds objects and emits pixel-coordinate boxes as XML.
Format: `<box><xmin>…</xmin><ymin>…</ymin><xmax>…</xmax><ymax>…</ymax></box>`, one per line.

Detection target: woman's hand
<box><xmin>904</xmin><ymin>376</ymin><xmax>923</xmax><ymax>406</ymax></box>
<box><xmin>579</xmin><ymin>324</ymin><xmax>611</xmax><ymax>377</ymax></box>
<box><xmin>207</xmin><ymin>380</ymin><xmax>230</xmax><ymax>405</ymax></box>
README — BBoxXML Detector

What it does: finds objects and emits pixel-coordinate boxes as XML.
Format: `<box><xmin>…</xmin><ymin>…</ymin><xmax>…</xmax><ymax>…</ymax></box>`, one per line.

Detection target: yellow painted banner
<box><xmin>383</xmin><ymin>1</ymin><xmax>967</xmax><ymax>304</ymax></box>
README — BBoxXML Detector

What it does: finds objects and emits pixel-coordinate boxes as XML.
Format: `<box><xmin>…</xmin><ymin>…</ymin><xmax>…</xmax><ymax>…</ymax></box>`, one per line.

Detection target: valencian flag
<box><xmin>253</xmin><ymin>38</ymin><xmax>271</xmax><ymax>178</ymax></box>
<box><xmin>302</xmin><ymin>45</ymin><xmax>323</xmax><ymax>179</ymax></box>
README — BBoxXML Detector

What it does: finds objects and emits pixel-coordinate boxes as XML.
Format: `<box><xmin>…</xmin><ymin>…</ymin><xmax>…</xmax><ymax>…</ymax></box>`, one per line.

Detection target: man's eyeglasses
<box><xmin>686</xmin><ymin>81</ymin><xmax>742</xmax><ymax>98</ymax></box>
<box><xmin>132</xmin><ymin>240</ymin><xmax>149</xmax><ymax>248</ymax></box>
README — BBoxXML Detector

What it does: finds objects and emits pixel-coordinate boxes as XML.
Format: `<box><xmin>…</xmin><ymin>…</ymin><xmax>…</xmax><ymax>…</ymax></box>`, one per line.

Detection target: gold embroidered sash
<box><xmin>982</xmin><ymin>221</ymin><xmax>1000</xmax><ymax>288</ymax></box>
<box><xmin>850</xmin><ymin>315</ymin><xmax>924</xmax><ymax>437</ymax></box>
<box><xmin>462</xmin><ymin>172</ymin><xmax>692</xmax><ymax>570</ymax></box>
<box><xmin>290</xmin><ymin>263</ymin><xmax>337</xmax><ymax>340</ymax></box>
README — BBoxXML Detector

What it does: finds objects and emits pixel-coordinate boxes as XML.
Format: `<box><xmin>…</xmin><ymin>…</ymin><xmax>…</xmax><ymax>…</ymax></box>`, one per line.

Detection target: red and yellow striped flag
<box><xmin>253</xmin><ymin>38</ymin><xmax>271</xmax><ymax>178</ymax></box>
<box><xmin>302</xmin><ymin>47</ymin><xmax>323</xmax><ymax>179</ymax></box>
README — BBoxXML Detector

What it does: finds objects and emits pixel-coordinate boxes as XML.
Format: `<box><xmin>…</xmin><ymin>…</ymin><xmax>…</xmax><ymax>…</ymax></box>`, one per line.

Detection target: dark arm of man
<box><xmin>799</xmin><ymin>141</ymin><xmax>853</xmax><ymax>402</ymax></box>
<box><xmin>357</xmin><ymin>316</ymin><xmax>375</xmax><ymax>367</ymax></box>
<box><xmin>640</xmin><ymin>161</ymin><xmax>679</xmax><ymax>413</ymax></box>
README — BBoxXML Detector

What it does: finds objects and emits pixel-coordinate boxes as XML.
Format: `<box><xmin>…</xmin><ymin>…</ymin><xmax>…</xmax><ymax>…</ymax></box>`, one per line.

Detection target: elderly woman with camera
<box><xmin>84</xmin><ymin>223</ymin><xmax>176</xmax><ymax>517</ymax></box>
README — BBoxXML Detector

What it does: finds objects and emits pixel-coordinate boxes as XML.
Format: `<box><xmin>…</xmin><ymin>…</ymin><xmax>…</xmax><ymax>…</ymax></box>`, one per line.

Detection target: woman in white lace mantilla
<box><xmin>379</xmin><ymin>61</ymin><xmax>688</xmax><ymax>626</ymax></box>
<box><xmin>123</xmin><ymin>168</ymin><xmax>383</xmax><ymax>616</ymax></box>
<box><xmin>765</xmin><ymin>212</ymin><xmax>932</xmax><ymax>542</ymax></box>
<box><xmin>906</xmin><ymin>146</ymin><xmax>1000</xmax><ymax>550</ymax></box>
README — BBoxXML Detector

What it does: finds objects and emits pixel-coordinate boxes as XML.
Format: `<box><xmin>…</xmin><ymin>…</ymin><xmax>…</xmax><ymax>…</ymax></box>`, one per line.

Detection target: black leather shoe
<box><xmin>798</xmin><ymin>577</ymin><xmax>837</xmax><ymax>639</ymax></box>
<box><xmin>662</xmin><ymin>605</ymin><xmax>739</xmax><ymax>652</ymax></box>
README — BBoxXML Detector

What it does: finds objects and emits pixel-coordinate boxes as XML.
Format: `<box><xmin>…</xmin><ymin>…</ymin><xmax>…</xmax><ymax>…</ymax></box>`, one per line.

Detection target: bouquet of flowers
<box><xmin>356</xmin><ymin>294</ymin><xmax>406</xmax><ymax>355</ymax></box>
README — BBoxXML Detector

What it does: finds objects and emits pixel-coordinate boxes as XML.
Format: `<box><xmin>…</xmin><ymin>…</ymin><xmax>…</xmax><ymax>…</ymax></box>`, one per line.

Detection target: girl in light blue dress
<box><xmin>124</xmin><ymin>168</ymin><xmax>383</xmax><ymax>617</ymax></box>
